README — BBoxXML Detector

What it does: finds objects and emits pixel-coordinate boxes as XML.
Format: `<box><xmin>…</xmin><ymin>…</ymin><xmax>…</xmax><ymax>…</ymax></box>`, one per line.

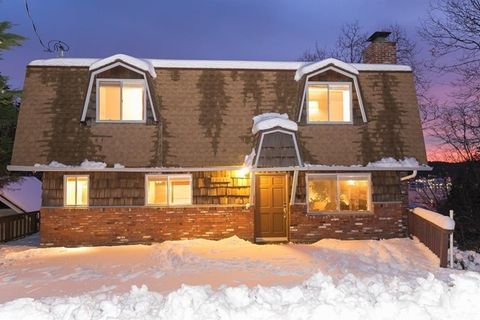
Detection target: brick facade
<box><xmin>39</xmin><ymin>170</ymin><xmax>410</xmax><ymax>247</ymax></box>
<box><xmin>289</xmin><ymin>202</ymin><xmax>406</xmax><ymax>242</ymax></box>
<box><xmin>362</xmin><ymin>41</ymin><xmax>397</xmax><ymax>64</ymax></box>
<box><xmin>40</xmin><ymin>206</ymin><xmax>254</xmax><ymax>247</ymax></box>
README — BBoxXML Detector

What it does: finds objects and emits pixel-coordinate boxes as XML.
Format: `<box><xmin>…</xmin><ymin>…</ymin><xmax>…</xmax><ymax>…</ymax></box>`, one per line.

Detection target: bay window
<box><xmin>146</xmin><ymin>174</ymin><xmax>192</xmax><ymax>206</ymax></box>
<box><xmin>307</xmin><ymin>82</ymin><xmax>352</xmax><ymax>123</ymax></box>
<box><xmin>307</xmin><ymin>174</ymin><xmax>371</xmax><ymax>213</ymax></box>
<box><xmin>97</xmin><ymin>79</ymin><xmax>145</xmax><ymax>122</ymax></box>
<box><xmin>64</xmin><ymin>175</ymin><xmax>89</xmax><ymax>207</ymax></box>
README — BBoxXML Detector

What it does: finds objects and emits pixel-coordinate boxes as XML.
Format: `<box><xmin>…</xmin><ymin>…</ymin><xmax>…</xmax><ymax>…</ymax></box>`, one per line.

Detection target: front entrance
<box><xmin>255</xmin><ymin>174</ymin><xmax>288</xmax><ymax>242</ymax></box>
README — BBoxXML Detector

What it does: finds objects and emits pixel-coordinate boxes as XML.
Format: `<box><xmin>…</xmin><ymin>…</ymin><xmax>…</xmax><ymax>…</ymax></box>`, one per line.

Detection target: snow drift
<box><xmin>1</xmin><ymin>271</ymin><xmax>480</xmax><ymax>320</ymax></box>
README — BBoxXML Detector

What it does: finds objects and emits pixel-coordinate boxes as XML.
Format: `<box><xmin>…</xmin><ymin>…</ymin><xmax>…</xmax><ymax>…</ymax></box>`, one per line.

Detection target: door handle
<box><xmin>283</xmin><ymin>204</ymin><xmax>287</xmax><ymax>218</ymax></box>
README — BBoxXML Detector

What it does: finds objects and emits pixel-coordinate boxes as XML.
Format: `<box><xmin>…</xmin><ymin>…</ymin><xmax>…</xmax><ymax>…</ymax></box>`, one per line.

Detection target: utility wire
<box><xmin>24</xmin><ymin>0</ymin><xmax>70</xmax><ymax>56</ymax></box>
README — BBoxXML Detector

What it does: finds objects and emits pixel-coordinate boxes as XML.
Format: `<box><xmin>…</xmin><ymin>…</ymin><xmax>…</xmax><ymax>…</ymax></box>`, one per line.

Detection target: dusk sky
<box><xmin>2</xmin><ymin>0</ymin><xmax>430</xmax><ymax>88</ymax></box>
<box><xmin>2</xmin><ymin>0</ymin><xmax>448</xmax><ymax>159</ymax></box>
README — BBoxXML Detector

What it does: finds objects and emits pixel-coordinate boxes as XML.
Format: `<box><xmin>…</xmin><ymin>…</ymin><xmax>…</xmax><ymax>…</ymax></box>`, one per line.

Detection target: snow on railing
<box><xmin>409</xmin><ymin>207</ymin><xmax>455</xmax><ymax>268</ymax></box>
<box><xmin>412</xmin><ymin>207</ymin><xmax>455</xmax><ymax>230</ymax></box>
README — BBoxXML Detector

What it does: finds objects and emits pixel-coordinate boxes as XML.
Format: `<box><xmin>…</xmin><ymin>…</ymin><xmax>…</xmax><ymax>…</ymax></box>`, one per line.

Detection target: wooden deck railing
<box><xmin>408</xmin><ymin>208</ymin><xmax>454</xmax><ymax>268</ymax></box>
<box><xmin>0</xmin><ymin>211</ymin><xmax>39</xmax><ymax>243</ymax></box>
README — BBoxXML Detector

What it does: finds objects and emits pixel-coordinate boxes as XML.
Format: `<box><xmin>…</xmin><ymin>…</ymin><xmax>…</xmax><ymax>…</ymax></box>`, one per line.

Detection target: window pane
<box><xmin>308</xmin><ymin>176</ymin><xmax>337</xmax><ymax>211</ymax></box>
<box><xmin>65</xmin><ymin>177</ymin><xmax>77</xmax><ymax>206</ymax></box>
<box><xmin>169</xmin><ymin>177</ymin><xmax>191</xmax><ymax>205</ymax></box>
<box><xmin>122</xmin><ymin>83</ymin><xmax>144</xmax><ymax>121</ymax></box>
<box><xmin>308</xmin><ymin>85</ymin><xmax>328</xmax><ymax>122</ymax></box>
<box><xmin>147</xmin><ymin>177</ymin><xmax>167</xmax><ymax>205</ymax></box>
<box><xmin>329</xmin><ymin>84</ymin><xmax>351</xmax><ymax>122</ymax></box>
<box><xmin>339</xmin><ymin>177</ymin><xmax>369</xmax><ymax>211</ymax></box>
<box><xmin>99</xmin><ymin>82</ymin><xmax>121</xmax><ymax>121</ymax></box>
<box><xmin>76</xmin><ymin>177</ymin><xmax>89</xmax><ymax>206</ymax></box>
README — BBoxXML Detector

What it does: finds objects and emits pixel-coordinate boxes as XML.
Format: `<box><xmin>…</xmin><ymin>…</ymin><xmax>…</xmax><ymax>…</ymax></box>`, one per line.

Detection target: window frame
<box><xmin>63</xmin><ymin>174</ymin><xmax>89</xmax><ymax>207</ymax></box>
<box><xmin>306</xmin><ymin>173</ymin><xmax>372</xmax><ymax>214</ymax></box>
<box><xmin>306</xmin><ymin>81</ymin><xmax>353</xmax><ymax>124</ymax></box>
<box><xmin>145</xmin><ymin>174</ymin><xmax>193</xmax><ymax>207</ymax></box>
<box><xmin>96</xmin><ymin>78</ymin><xmax>147</xmax><ymax>124</ymax></box>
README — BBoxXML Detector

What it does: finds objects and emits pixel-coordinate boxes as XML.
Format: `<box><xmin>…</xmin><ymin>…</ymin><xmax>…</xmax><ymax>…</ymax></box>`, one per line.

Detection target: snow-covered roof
<box><xmin>28</xmin><ymin>57</ymin><xmax>412</xmax><ymax>74</ymax></box>
<box><xmin>89</xmin><ymin>54</ymin><xmax>157</xmax><ymax>78</ymax></box>
<box><xmin>294</xmin><ymin>58</ymin><xmax>359</xmax><ymax>81</ymax></box>
<box><xmin>0</xmin><ymin>177</ymin><xmax>42</xmax><ymax>213</ymax></box>
<box><xmin>252</xmin><ymin>113</ymin><xmax>298</xmax><ymax>134</ymax></box>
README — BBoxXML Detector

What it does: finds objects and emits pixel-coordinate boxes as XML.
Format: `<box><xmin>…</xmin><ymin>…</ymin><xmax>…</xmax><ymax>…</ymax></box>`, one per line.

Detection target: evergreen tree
<box><xmin>0</xmin><ymin>20</ymin><xmax>25</xmax><ymax>185</ymax></box>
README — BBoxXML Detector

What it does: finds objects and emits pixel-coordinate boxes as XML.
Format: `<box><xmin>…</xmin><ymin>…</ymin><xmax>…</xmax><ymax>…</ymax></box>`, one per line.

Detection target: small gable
<box><xmin>255</xmin><ymin>130</ymin><xmax>302</xmax><ymax>167</ymax></box>
<box><xmin>81</xmin><ymin>55</ymin><xmax>158</xmax><ymax>123</ymax></box>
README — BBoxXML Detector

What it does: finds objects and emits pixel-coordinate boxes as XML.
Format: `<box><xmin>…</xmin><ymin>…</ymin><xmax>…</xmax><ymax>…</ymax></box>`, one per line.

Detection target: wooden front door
<box><xmin>255</xmin><ymin>174</ymin><xmax>288</xmax><ymax>239</ymax></box>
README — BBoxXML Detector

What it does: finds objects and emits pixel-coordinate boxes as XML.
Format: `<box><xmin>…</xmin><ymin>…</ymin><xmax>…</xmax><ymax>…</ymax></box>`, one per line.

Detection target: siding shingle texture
<box><xmin>11</xmin><ymin>66</ymin><xmax>426</xmax><ymax>167</ymax></box>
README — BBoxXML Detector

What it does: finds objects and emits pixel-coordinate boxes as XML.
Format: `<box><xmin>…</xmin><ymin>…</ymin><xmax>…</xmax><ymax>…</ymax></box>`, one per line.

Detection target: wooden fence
<box><xmin>0</xmin><ymin>212</ymin><xmax>39</xmax><ymax>243</ymax></box>
<box><xmin>407</xmin><ymin>209</ymin><xmax>453</xmax><ymax>267</ymax></box>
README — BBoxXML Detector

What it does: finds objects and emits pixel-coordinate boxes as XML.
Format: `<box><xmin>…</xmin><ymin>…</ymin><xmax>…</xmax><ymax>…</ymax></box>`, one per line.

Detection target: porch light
<box><xmin>235</xmin><ymin>167</ymin><xmax>250</xmax><ymax>177</ymax></box>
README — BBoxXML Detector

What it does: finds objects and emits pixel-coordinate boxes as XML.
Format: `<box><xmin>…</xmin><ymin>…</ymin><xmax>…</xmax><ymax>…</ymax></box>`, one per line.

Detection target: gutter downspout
<box><xmin>290</xmin><ymin>169</ymin><xmax>299</xmax><ymax>206</ymax></box>
<box><xmin>400</xmin><ymin>170</ymin><xmax>417</xmax><ymax>181</ymax></box>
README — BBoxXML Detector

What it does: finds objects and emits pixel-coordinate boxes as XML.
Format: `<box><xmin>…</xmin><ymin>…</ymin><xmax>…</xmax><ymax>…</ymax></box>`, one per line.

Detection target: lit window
<box><xmin>97</xmin><ymin>80</ymin><xmax>145</xmax><ymax>122</ymax></box>
<box><xmin>307</xmin><ymin>174</ymin><xmax>370</xmax><ymax>212</ymax></box>
<box><xmin>64</xmin><ymin>175</ymin><xmax>89</xmax><ymax>207</ymax></box>
<box><xmin>307</xmin><ymin>83</ymin><xmax>351</xmax><ymax>123</ymax></box>
<box><xmin>146</xmin><ymin>175</ymin><xmax>192</xmax><ymax>206</ymax></box>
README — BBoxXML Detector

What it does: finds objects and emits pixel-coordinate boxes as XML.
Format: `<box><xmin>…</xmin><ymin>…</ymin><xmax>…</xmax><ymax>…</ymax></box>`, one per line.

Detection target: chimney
<box><xmin>362</xmin><ymin>31</ymin><xmax>397</xmax><ymax>64</ymax></box>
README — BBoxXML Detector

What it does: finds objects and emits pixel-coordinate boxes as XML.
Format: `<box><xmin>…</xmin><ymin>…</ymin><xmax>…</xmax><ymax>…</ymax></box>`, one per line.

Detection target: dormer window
<box><xmin>307</xmin><ymin>82</ymin><xmax>352</xmax><ymax>123</ymax></box>
<box><xmin>97</xmin><ymin>79</ymin><xmax>145</xmax><ymax>122</ymax></box>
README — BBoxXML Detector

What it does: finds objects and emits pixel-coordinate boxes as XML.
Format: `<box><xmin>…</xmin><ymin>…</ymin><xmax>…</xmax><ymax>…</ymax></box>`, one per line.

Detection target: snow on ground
<box><xmin>0</xmin><ymin>234</ymin><xmax>480</xmax><ymax>319</ymax></box>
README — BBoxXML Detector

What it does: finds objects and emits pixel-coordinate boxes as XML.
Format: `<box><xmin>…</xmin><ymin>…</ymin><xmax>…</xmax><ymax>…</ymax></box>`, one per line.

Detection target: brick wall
<box><xmin>362</xmin><ymin>42</ymin><xmax>397</xmax><ymax>64</ymax></box>
<box><xmin>289</xmin><ymin>202</ymin><xmax>406</xmax><ymax>242</ymax></box>
<box><xmin>40</xmin><ymin>206</ymin><xmax>253</xmax><ymax>247</ymax></box>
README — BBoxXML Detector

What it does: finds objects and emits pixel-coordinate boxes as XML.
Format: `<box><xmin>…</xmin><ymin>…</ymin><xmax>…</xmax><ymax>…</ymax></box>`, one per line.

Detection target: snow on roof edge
<box><xmin>89</xmin><ymin>54</ymin><xmax>157</xmax><ymax>78</ymax></box>
<box><xmin>28</xmin><ymin>58</ymin><xmax>413</xmax><ymax>73</ymax></box>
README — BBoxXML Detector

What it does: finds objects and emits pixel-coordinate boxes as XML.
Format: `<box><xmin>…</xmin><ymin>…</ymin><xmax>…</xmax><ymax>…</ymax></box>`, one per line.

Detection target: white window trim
<box><xmin>306</xmin><ymin>173</ymin><xmax>372</xmax><ymax>214</ymax></box>
<box><xmin>306</xmin><ymin>81</ymin><xmax>353</xmax><ymax>124</ymax></box>
<box><xmin>81</xmin><ymin>61</ymin><xmax>157</xmax><ymax>122</ymax></box>
<box><xmin>297</xmin><ymin>65</ymin><xmax>367</xmax><ymax>123</ymax></box>
<box><xmin>145</xmin><ymin>174</ymin><xmax>193</xmax><ymax>206</ymax></box>
<box><xmin>96</xmin><ymin>78</ymin><xmax>147</xmax><ymax>123</ymax></box>
<box><xmin>63</xmin><ymin>174</ymin><xmax>89</xmax><ymax>207</ymax></box>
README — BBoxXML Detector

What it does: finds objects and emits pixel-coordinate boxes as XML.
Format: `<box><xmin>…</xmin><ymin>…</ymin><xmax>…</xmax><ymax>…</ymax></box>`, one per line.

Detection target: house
<box><xmin>8</xmin><ymin>32</ymin><xmax>428</xmax><ymax>247</ymax></box>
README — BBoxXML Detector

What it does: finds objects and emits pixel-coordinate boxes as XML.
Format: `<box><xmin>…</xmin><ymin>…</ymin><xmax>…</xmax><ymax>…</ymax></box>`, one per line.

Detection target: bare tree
<box><xmin>430</xmin><ymin>102</ymin><xmax>480</xmax><ymax>162</ymax></box>
<box><xmin>298</xmin><ymin>42</ymin><xmax>328</xmax><ymax>62</ymax></box>
<box><xmin>333</xmin><ymin>21</ymin><xmax>368</xmax><ymax>63</ymax></box>
<box><xmin>420</xmin><ymin>0</ymin><xmax>480</xmax><ymax>98</ymax></box>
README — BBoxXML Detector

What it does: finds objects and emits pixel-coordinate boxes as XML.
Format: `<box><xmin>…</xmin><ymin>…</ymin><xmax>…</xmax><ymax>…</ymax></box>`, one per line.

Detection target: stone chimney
<box><xmin>362</xmin><ymin>31</ymin><xmax>397</xmax><ymax>64</ymax></box>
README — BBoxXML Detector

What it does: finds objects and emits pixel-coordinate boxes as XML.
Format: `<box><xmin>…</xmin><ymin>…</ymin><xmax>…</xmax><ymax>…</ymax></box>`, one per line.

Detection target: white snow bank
<box><xmin>0</xmin><ymin>177</ymin><xmax>41</xmax><ymax>213</ymax></box>
<box><xmin>452</xmin><ymin>247</ymin><xmax>480</xmax><ymax>272</ymax></box>
<box><xmin>1</xmin><ymin>271</ymin><xmax>480</xmax><ymax>319</ymax></box>
<box><xmin>34</xmin><ymin>160</ymin><xmax>107</xmax><ymax>169</ymax></box>
<box><xmin>252</xmin><ymin>113</ymin><xmax>298</xmax><ymax>134</ymax></box>
<box><xmin>113</xmin><ymin>163</ymin><xmax>125</xmax><ymax>169</ymax></box>
<box><xmin>89</xmin><ymin>54</ymin><xmax>157</xmax><ymax>78</ymax></box>
<box><xmin>367</xmin><ymin>157</ymin><xmax>421</xmax><ymax>168</ymax></box>
<box><xmin>413</xmin><ymin>207</ymin><xmax>455</xmax><ymax>230</ymax></box>
<box><xmin>79</xmin><ymin>159</ymin><xmax>107</xmax><ymax>169</ymax></box>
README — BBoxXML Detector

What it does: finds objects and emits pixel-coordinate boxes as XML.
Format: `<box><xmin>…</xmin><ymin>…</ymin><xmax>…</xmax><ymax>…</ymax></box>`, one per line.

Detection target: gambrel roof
<box><xmin>11</xmin><ymin>55</ymin><xmax>426</xmax><ymax>169</ymax></box>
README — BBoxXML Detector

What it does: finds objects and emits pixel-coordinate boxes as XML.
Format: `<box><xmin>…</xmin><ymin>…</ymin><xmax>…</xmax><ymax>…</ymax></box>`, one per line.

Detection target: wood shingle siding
<box><xmin>42</xmin><ymin>170</ymin><xmax>250</xmax><ymax>207</ymax></box>
<box><xmin>12</xmin><ymin>66</ymin><xmax>426</xmax><ymax>168</ymax></box>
